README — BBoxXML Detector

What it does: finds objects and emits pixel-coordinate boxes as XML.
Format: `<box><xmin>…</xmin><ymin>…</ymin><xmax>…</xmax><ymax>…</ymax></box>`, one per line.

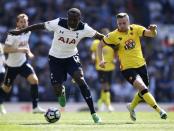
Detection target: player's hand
<box><xmin>27</xmin><ymin>51</ymin><xmax>34</xmax><ymax>59</ymax></box>
<box><xmin>148</xmin><ymin>24</ymin><xmax>157</xmax><ymax>31</ymax></box>
<box><xmin>99</xmin><ymin>60</ymin><xmax>107</xmax><ymax>68</ymax></box>
<box><xmin>9</xmin><ymin>29</ymin><xmax>22</xmax><ymax>35</ymax></box>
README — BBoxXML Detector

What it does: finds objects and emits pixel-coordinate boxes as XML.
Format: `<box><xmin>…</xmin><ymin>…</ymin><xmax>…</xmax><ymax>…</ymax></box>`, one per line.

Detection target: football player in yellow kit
<box><xmin>91</xmin><ymin>28</ymin><xmax>116</xmax><ymax>112</ymax></box>
<box><xmin>98</xmin><ymin>13</ymin><xmax>167</xmax><ymax>121</ymax></box>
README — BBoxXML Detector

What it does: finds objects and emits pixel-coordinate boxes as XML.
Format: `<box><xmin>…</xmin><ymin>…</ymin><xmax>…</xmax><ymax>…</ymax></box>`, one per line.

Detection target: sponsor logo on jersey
<box><xmin>58</xmin><ymin>37</ymin><xmax>76</xmax><ymax>44</ymax></box>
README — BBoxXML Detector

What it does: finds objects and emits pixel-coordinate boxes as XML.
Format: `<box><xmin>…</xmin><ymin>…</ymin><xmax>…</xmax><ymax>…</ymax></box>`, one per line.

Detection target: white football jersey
<box><xmin>5</xmin><ymin>32</ymin><xmax>31</xmax><ymax>67</ymax></box>
<box><xmin>0</xmin><ymin>44</ymin><xmax>5</xmax><ymax>73</ymax></box>
<box><xmin>44</xmin><ymin>18</ymin><xmax>97</xmax><ymax>58</ymax></box>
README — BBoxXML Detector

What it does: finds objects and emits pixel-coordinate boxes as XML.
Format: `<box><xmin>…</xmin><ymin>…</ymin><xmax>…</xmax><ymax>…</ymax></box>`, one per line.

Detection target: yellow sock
<box><xmin>102</xmin><ymin>91</ymin><xmax>107</xmax><ymax>103</ymax></box>
<box><xmin>143</xmin><ymin>92</ymin><xmax>161</xmax><ymax>113</ymax></box>
<box><xmin>105</xmin><ymin>91</ymin><xmax>111</xmax><ymax>107</ymax></box>
<box><xmin>97</xmin><ymin>90</ymin><xmax>105</xmax><ymax>107</ymax></box>
<box><xmin>101</xmin><ymin>90</ymin><xmax>105</xmax><ymax>102</ymax></box>
<box><xmin>130</xmin><ymin>92</ymin><xmax>143</xmax><ymax>110</ymax></box>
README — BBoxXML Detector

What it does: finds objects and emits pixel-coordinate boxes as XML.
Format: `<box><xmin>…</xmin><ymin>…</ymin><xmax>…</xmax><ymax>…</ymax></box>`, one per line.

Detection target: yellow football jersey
<box><xmin>90</xmin><ymin>39</ymin><xmax>115</xmax><ymax>71</ymax></box>
<box><xmin>103</xmin><ymin>24</ymin><xmax>146</xmax><ymax>70</ymax></box>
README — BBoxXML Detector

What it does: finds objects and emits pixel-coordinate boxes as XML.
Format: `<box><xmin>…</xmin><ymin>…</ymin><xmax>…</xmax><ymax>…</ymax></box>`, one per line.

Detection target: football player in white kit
<box><xmin>10</xmin><ymin>8</ymin><xmax>104</xmax><ymax>123</ymax></box>
<box><xmin>0</xmin><ymin>14</ymin><xmax>45</xmax><ymax>114</ymax></box>
<box><xmin>0</xmin><ymin>43</ymin><xmax>6</xmax><ymax>114</ymax></box>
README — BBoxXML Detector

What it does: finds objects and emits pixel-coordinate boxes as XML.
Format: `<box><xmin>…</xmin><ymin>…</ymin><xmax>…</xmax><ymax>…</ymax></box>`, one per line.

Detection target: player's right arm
<box><xmin>90</xmin><ymin>40</ymin><xmax>99</xmax><ymax>64</ymax></box>
<box><xmin>98</xmin><ymin>40</ymin><xmax>106</xmax><ymax>68</ymax></box>
<box><xmin>4</xmin><ymin>45</ymin><xmax>29</xmax><ymax>53</ymax></box>
<box><xmin>98</xmin><ymin>32</ymin><xmax>118</xmax><ymax>68</ymax></box>
<box><xmin>4</xmin><ymin>34</ymin><xmax>29</xmax><ymax>53</ymax></box>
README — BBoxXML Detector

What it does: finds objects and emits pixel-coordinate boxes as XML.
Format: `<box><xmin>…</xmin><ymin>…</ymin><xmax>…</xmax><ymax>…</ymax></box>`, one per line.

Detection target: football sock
<box><xmin>101</xmin><ymin>90</ymin><xmax>105</xmax><ymax>102</ymax></box>
<box><xmin>0</xmin><ymin>88</ymin><xmax>7</xmax><ymax>104</ymax></box>
<box><xmin>130</xmin><ymin>92</ymin><xmax>144</xmax><ymax>110</ymax></box>
<box><xmin>97</xmin><ymin>92</ymin><xmax>103</xmax><ymax>107</ymax></box>
<box><xmin>104</xmin><ymin>91</ymin><xmax>111</xmax><ymax>107</ymax></box>
<box><xmin>141</xmin><ymin>89</ymin><xmax>161</xmax><ymax>113</ymax></box>
<box><xmin>79</xmin><ymin>81</ymin><xmax>95</xmax><ymax>114</ymax></box>
<box><xmin>30</xmin><ymin>84</ymin><xmax>39</xmax><ymax>109</ymax></box>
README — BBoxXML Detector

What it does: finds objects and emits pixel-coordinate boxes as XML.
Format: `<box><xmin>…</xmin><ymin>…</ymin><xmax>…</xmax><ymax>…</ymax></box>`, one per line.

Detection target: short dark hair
<box><xmin>116</xmin><ymin>13</ymin><xmax>128</xmax><ymax>19</ymax></box>
<box><xmin>67</xmin><ymin>8</ymin><xmax>81</xmax><ymax>17</ymax></box>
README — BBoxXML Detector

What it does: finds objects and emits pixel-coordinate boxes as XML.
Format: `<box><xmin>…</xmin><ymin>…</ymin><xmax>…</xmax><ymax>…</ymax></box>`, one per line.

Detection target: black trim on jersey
<box><xmin>142</xmin><ymin>30</ymin><xmax>145</xmax><ymax>36</ymax></box>
<box><xmin>102</xmin><ymin>39</ymin><xmax>119</xmax><ymax>51</ymax></box>
<box><xmin>58</xmin><ymin>18</ymin><xmax>85</xmax><ymax>31</ymax></box>
<box><xmin>102</xmin><ymin>39</ymin><xmax>108</xmax><ymax>45</ymax></box>
<box><xmin>141</xmin><ymin>89</ymin><xmax>148</xmax><ymax>95</ymax></box>
<box><xmin>58</xmin><ymin>18</ymin><xmax>69</xmax><ymax>29</ymax></box>
<box><xmin>130</xmin><ymin>26</ymin><xmax>133</xmax><ymax>31</ymax></box>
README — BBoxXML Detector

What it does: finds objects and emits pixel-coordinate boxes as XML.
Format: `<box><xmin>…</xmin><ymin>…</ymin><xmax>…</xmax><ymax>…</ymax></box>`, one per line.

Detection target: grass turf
<box><xmin>0</xmin><ymin>112</ymin><xmax>174</xmax><ymax>131</ymax></box>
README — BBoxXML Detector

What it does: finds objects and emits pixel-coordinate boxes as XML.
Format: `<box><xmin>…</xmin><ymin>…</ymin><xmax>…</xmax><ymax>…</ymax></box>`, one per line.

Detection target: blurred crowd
<box><xmin>0</xmin><ymin>0</ymin><xmax>174</xmax><ymax>103</ymax></box>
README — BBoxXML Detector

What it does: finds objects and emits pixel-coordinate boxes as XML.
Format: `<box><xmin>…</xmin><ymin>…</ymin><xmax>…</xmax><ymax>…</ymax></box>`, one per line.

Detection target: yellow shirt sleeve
<box><xmin>103</xmin><ymin>32</ymin><xmax>117</xmax><ymax>45</ymax></box>
<box><xmin>135</xmin><ymin>24</ymin><xmax>146</xmax><ymax>37</ymax></box>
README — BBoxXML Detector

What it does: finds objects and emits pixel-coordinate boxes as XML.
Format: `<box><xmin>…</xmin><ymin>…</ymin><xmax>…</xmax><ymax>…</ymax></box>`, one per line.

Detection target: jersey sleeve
<box><xmin>44</xmin><ymin>18</ymin><xmax>60</xmax><ymax>32</ymax></box>
<box><xmin>83</xmin><ymin>24</ymin><xmax>97</xmax><ymax>38</ymax></box>
<box><xmin>103</xmin><ymin>32</ymin><xmax>117</xmax><ymax>45</ymax></box>
<box><xmin>90</xmin><ymin>40</ymin><xmax>100</xmax><ymax>52</ymax></box>
<box><xmin>5</xmin><ymin>34</ymin><xmax>15</xmax><ymax>46</ymax></box>
<box><xmin>28</xmin><ymin>31</ymin><xmax>31</xmax><ymax>36</ymax></box>
<box><xmin>135</xmin><ymin>24</ymin><xmax>146</xmax><ymax>37</ymax></box>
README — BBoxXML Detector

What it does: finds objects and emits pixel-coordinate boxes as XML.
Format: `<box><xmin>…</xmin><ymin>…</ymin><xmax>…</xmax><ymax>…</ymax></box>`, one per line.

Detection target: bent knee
<box><xmin>133</xmin><ymin>79</ymin><xmax>147</xmax><ymax>91</ymax></box>
<box><xmin>31</xmin><ymin>78</ymin><xmax>39</xmax><ymax>84</ymax></box>
<box><xmin>27</xmin><ymin>74</ymin><xmax>39</xmax><ymax>85</ymax></box>
<box><xmin>74</xmin><ymin>77</ymin><xmax>86</xmax><ymax>86</ymax></box>
<box><xmin>2</xmin><ymin>84</ymin><xmax>12</xmax><ymax>93</ymax></box>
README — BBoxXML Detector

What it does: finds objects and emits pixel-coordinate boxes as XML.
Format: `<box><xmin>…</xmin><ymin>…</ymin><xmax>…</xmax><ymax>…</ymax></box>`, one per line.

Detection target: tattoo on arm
<box><xmin>21</xmin><ymin>23</ymin><xmax>45</xmax><ymax>33</ymax></box>
<box><xmin>93</xmin><ymin>32</ymin><xmax>104</xmax><ymax>40</ymax></box>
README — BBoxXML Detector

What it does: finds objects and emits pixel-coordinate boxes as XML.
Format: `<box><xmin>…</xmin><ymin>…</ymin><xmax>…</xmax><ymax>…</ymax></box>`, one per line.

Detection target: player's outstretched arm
<box><xmin>9</xmin><ymin>23</ymin><xmax>45</xmax><ymax>35</ymax></box>
<box><xmin>4</xmin><ymin>45</ymin><xmax>29</xmax><ymax>54</ymax></box>
<box><xmin>143</xmin><ymin>24</ymin><xmax>157</xmax><ymax>38</ymax></box>
<box><xmin>97</xmin><ymin>40</ymin><xmax>106</xmax><ymax>68</ymax></box>
<box><xmin>93</xmin><ymin>32</ymin><xmax>105</xmax><ymax>40</ymax></box>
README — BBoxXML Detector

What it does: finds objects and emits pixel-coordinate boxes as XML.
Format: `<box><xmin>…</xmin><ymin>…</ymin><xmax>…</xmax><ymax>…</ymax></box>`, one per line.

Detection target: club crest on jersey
<box><xmin>76</xmin><ymin>33</ymin><xmax>79</xmax><ymax>38</ymax></box>
<box><xmin>59</xmin><ymin>30</ymin><xmax>64</xmax><ymax>34</ymax></box>
<box><xmin>19</xmin><ymin>41</ymin><xmax>27</xmax><ymax>47</ymax></box>
<box><xmin>58</xmin><ymin>37</ymin><xmax>76</xmax><ymax>44</ymax></box>
<box><xmin>124</xmin><ymin>39</ymin><xmax>135</xmax><ymax>50</ymax></box>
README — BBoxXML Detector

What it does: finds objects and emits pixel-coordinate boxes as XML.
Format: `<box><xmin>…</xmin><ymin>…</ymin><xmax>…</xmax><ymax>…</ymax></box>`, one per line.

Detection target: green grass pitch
<box><xmin>0</xmin><ymin>112</ymin><xmax>174</xmax><ymax>131</ymax></box>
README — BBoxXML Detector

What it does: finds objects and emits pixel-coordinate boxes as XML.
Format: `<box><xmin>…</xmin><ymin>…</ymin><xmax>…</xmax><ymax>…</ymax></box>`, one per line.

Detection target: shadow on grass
<box><xmin>63</xmin><ymin>121</ymin><xmax>173</xmax><ymax>125</ymax></box>
<box><xmin>1</xmin><ymin>121</ymin><xmax>170</xmax><ymax>126</ymax></box>
<box><xmin>62</xmin><ymin>122</ymin><xmax>135</xmax><ymax>125</ymax></box>
<box><xmin>19</xmin><ymin>123</ymin><xmax>50</xmax><ymax>125</ymax></box>
<box><xmin>15</xmin><ymin>121</ymin><xmax>134</xmax><ymax>126</ymax></box>
<box><xmin>0</xmin><ymin>122</ymin><xmax>49</xmax><ymax>125</ymax></box>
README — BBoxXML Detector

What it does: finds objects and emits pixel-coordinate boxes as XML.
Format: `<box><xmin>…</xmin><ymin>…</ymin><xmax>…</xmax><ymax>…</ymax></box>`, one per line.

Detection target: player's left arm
<box><xmin>93</xmin><ymin>32</ymin><xmax>105</xmax><ymax>40</ymax></box>
<box><xmin>143</xmin><ymin>24</ymin><xmax>157</xmax><ymax>37</ymax></box>
<box><xmin>84</xmin><ymin>24</ymin><xmax>104</xmax><ymax>40</ymax></box>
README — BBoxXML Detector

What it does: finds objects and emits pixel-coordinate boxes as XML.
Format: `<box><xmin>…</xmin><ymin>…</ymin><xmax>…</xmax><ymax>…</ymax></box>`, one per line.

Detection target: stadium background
<box><xmin>0</xmin><ymin>0</ymin><xmax>174</xmax><ymax>104</ymax></box>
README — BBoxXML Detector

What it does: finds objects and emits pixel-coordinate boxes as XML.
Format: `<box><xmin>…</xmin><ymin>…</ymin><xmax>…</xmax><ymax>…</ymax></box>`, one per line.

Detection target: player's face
<box><xmin>17</xmin><ymin>17</ymin><xmax>28</xmax><ymax>29</ymax></box>
<box><xmin>117</xmin><ymin>17</ymin><xmax>129</xmax><ymax>32</ymax></box>
<box><xmin>67</xmin><ymin>15</ymin><xmax>80</xmax><ymax>29</ymax></box>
